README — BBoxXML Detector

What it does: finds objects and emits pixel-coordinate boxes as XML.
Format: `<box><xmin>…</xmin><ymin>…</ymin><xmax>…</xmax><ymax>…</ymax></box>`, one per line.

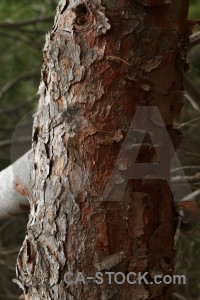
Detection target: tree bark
<box><xmin>16</xmin><ymin>0</ymin><xmax>190</xmax><ymax>299</ymax></box>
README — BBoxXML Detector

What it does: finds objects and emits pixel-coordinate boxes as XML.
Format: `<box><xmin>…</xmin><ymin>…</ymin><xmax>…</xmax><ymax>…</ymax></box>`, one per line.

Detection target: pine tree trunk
<box><xmin>16</xmin><ymin>0</ymin><xmax>190</xmax><ymax>299</ymax></box>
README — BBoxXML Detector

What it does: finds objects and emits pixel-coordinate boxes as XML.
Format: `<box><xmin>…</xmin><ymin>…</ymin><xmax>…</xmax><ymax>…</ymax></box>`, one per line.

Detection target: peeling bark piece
<box><xmin>175</xmin><ymin>200</ymin><xmax>199</xmax><ymax>234</ymax></box>
<box><xmin>141</xmin><ymin>56</ymin><xmax>163</xmax><ymax>73</ymax></box>
<box><xmin>94</xmin><ymin>251</ymin><xmax>126</xmax><ymax>271</ymax></box>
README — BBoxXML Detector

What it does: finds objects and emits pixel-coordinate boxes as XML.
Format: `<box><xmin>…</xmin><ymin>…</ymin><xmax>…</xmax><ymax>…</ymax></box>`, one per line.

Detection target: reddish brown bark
<box><xmin>16</xmin><ymin>0</ymin><xmax>190</xmax><ymax>299</ymax></box>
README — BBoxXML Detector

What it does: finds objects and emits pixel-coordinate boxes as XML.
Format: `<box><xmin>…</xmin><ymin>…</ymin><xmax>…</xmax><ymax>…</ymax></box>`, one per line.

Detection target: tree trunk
<box><xmin>16</xmin><ymin>0</ymin><xmax>190</xmax><ymax>299</ymax></box>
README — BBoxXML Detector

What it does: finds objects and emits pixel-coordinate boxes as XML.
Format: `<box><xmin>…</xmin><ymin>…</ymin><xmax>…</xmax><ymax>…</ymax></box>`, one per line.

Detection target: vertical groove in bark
<box><xmin>16</xmin><ymin>0</ymin><xmax>189</xmax><ymax>299</ymax></box>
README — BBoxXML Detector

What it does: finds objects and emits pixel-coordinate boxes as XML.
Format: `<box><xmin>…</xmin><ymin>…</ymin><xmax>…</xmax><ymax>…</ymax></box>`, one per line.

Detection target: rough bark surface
<box><xmin>16</xmin><ymin>0</ymin><xmax>190</xmax><ymax>299</ymax></box>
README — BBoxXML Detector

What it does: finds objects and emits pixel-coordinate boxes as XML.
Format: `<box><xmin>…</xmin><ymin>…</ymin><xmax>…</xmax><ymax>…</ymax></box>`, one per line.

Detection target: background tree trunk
<box><xmin>16</xmin><ymin>0</ymin><xmax>190</xmax><ymax>299</ymax></box>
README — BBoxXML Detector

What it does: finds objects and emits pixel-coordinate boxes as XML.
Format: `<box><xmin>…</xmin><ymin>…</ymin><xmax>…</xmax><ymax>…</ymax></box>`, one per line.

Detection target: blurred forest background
<box><xmin>0</xmin><ymin>0</ymin><xmax>199</xmax><ymax>299</ymax></box>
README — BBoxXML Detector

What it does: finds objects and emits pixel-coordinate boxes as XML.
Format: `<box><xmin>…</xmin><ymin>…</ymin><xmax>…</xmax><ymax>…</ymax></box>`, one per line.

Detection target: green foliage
<box><xmin>0</xmin><ymin>0</ymin><xmax>56</xmax><ymax>169</ymax></box>
<box><xmin>189</xmin><ymin>0</ymin><xmax>200</xmax><ymax>20</ymax></box>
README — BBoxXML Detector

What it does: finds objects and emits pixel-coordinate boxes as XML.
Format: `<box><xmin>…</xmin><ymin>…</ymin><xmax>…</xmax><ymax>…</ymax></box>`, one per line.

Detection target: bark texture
<box><xmin>17</xmin><ymin>0</ymin><xmax>190</xmax><ymax>299</ymax></box>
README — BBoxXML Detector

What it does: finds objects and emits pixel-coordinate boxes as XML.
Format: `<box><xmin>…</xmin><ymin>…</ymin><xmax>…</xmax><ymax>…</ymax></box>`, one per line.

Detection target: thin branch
<box><xmin>0</xmin><ymin>139</ymin><xmax>13</xmax><ymax>147</ymax></box>
<box><xmin>0</xmin><ymin>15</ymin><xmax>54</xmax><ymax>29</ymax></box>
<box><xmin>171</xmin><ymin>173</ymin><xmax>200</xmax><ymax>184</ymax></box>
<box><xmin>171</xmin><ymin>166</ymin><xmax>200</xmax><ymax>173</ymax></box>
<box><xmin>0</xmin><ymin>137</ymin><xmax>31</xmax><ymax>148</ymax></box>
<box><xmin>0</xmin><ymin>125</ymin><xmax>16</xmax><ymax>132</ymax></box>
<box><xmin>0</xmin><ymin>294</ymin><xmax>17</xmax><ymax>299</ymax></box>
<box><xmin>183</xmin><ymin>77</ymin><xmax>200</xmax><ymax>111</ymax></box>
<box><xmin>0</xmin><ymin>70</ymin><xmax>38</xmax><ymax>101</ymax></box>
<box><xmin>0</xmin><ymin>30</ymin><xmax>30</xmax><ymax>44</ymax></box>
<box><xmin>0</xmin><ymin>30</ymin><xmax>45</xmax><ymax>51</ymax></box>
<box><xmin>0</xmin><ymin>96</ymin><xmax>37</xmax><ymax>116</ymax></box>
<box><xmin>173</xmin><ymin>292</ymin><xmax>187</xmax><ymax>300</ymax></box>
<box><xmin>0</xmin><ymin>247</ymin><xmax>20</xmax><ymax>255</ymax></box>
<box><xmin>182</xmin><ymin>189</ymin><xmax>200</xmax><ymax>201</ymax></box>
<box><xmin>190</xmin><ymin>66</ymin><xmax>200</xmax><ymax>76</ymax></box>
<box><xmin>184</xmin><ymin>94</ymin><xmax>200</xmax><ymax>112</ymax></box>
<box><xmin>176</xmin><ymin>116</ymin><xmax>200</xmax><ymax>129</ymax></box>
<box><xmin>177</xmin><ymin>149</ymin><xmax>200</xmax><ymax>158</ymax></box>
<box><xmin>3</xmin><ymin>27</ymin><xmax>48</xmax><ymax>35</ymax></box>
<box><xmin>188</xmin><ymin>31</ymin><xmax>200</xmax><ymax>53</ymax></box>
